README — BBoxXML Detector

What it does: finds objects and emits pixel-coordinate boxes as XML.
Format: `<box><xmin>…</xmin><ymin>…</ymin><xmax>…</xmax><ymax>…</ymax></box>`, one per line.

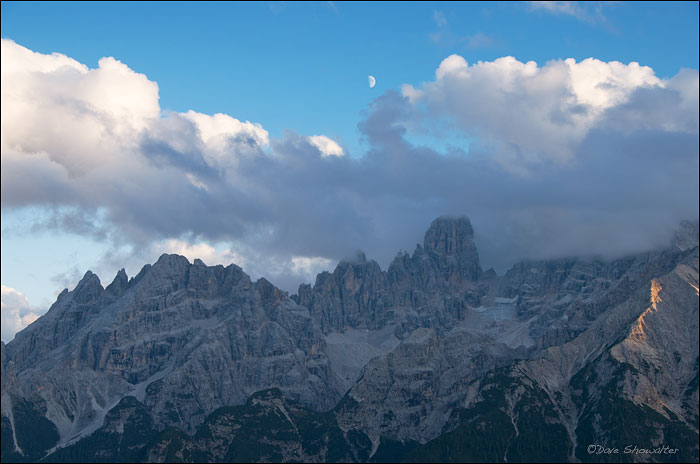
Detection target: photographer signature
<box><xmin>587</xmin><ymin>444</ymin><xmax>679</xmax><ymax>455</ymax></box>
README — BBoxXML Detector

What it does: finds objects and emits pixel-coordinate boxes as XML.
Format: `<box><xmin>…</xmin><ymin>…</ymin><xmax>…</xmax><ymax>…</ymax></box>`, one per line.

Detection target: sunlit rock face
<box><xmin>2</xmin><ymin>217</ymin><xmax>698</xmax><ymax>463</ymax></box>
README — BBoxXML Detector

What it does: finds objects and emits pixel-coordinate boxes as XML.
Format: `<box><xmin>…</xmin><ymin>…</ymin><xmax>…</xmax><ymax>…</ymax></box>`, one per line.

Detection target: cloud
<box><xmin>433</xmin><ymin>10</ymin><xmax>447</xmax><ymax>28</ymax></box>
<box><xmin>1</xmin><ymin>39</ymin><xmax>698</xmax><ymax>301</ymax></box>
<box><xmin>1</xmin><ymin>285</ymin><xmax>41</xmax><ymax>342</ymax></box>
<box><xmin>51</xmin><ymin>262</ymin><xmax>85</xmax><ymax>292</ymax></box>
<box><xmin>354</xmin><ymin>90</ymin><xmax>697</xmax><ymax>272</ymax></box>
<box><xmin>150</xmin><ymin>240</ymin><xmax>336</xmax><ymax>293</ymax></box>
<box><xmin>465</xmin><ymin>33</ymin><xmax>494</xmax><ymax>49</ymax></box>
<box><xmin>290</xmin><ymin>256</ymin><xmax>334</xmax><ymax>276</ymax></box>
<box><xmin>405</xmin><ymin>54</ymin><xmax>693</xmax><ymax>170</ymax></box>
<box><xmin>0</xmin><ymin>39</ymin><xmax>159</xmax><ymax>176</ymax></box>
<box><xmin>308</xmin><ymin>135</ymin><xmax>344</xmax><ymax>157</ymax></box>
<box><xmin>154</xmin><ymin>239</ymin><xmax>244</xmax><ymax>267</ymax></box>
<box><xmin>429</xmin><ymin>12</ymin><xmax>494</xmax><ymax>50</ymax></box>
<box><xmin>527</xmin><ymin>1</ymin><xmax>608</xmax><ymax>24</ymax></box>
<box><xmin>182</xmin><ymin>110</ymin><xmax>269</xmax><ymax>159</ymax></box>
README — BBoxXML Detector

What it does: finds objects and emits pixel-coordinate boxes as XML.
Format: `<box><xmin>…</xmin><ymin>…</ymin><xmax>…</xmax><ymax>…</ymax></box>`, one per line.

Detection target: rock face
<box><xmin>295</xmin><ymin>254</ymin><xmax>391</xmax><ymax>333</ymax></box>
<box><xmin>295</xmin><ymin>216</ymin><xmax>484</xmax><ymax>338</ymax></box>
<box><xmin>1</xmin><ymin>254</ymin><xmax>344</xmax><ymax>451</ymax></box>
<box><xmin>423</xmin><ymin>215</ymin><xmax>481</xmax><ymax>283</ymax></box>
<box><xmin>2</xmin><ymin>216</ymin><xmax>698</xmax><ymax>463</ymax></box>
<box><xmin>405</xmin><ymin>247</ymin><xmax>699</xmax><ymax>464</ymax></box>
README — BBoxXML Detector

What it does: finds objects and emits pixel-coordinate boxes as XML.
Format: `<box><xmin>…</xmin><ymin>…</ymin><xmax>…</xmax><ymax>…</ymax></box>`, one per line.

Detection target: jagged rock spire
<box><xmin>423</xmin><ymin>216</ymin><xmax>481</xmax><ymax>282</ymax></box>
<box><xmin>106</xmin><ymin>268</ymin><xmax>129</xmax><ymax>297</ymax></box>
<box><xmin>424</xmin><ymin>216</ymin><xmax>475</xmax><ymax>255</ymax></box>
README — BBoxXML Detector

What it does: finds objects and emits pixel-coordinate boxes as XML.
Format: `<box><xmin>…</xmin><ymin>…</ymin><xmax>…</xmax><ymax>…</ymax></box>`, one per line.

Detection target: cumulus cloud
<box><xmin>405</xmin><ymin>54</ymin><xmax>693</xmax><ymax>170</ymax></box>
<box><xmin>1</xmin><ymin>39</ymin><xmax>158</xmax><ymax>176</ymax></box>
<box><xmin>1</xmin><ymin>285</ymin><xmax>41</xmax><ymax>342</ymax></box>
<box><xmin>1</xmin><ymin>39</ymin><xmax>698</xmax><ymax>304</ymax></box>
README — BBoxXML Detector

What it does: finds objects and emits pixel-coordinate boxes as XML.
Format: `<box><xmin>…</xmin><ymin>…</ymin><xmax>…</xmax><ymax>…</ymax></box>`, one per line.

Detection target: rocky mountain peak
<box><xmin>73</xmin><ymin>270</ymin><xmax>104</xmax><ymax>305</ymax></box>
<box><xmin>422</xmin><ymin>215</ymin><xmax>481</xmax><ymax>281</ymax></box>
<box><xmin>75</xmin><ymin>269</ymin><xmax>98</xmax><ymax>286</ymax></box>
<box><xmin>153</xmin><ymin>253</ymin><xmax>191</xmax><ymax>270</ymax></box>
<box><xmin>147</xmin><ymin>253</ymin><xmax>192</xmax><ymax>286</ymax></box>
<box><xmin>105</xmin><ymin>268</ymin><xmax>129</xmax><ymax>297</ymax></box>
<box><xmin>423</xmin><ymin>216</ymin><xmax>475</xmax><ymax>255</ymax></box>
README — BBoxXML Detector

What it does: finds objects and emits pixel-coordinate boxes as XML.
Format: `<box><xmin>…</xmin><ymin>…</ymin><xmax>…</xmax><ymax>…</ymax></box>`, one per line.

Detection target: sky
<box><xmin>1</xmin><ymin>1</ymin><xmax>698</xmax><ymax>342</ymax></box>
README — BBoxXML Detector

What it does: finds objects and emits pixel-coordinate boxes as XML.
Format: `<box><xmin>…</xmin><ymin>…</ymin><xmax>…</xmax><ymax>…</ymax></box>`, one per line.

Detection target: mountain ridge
<box><xmin>2</xmin><ymin>216</ymin><xmax>698</xmax><ymax>462</ymax></box>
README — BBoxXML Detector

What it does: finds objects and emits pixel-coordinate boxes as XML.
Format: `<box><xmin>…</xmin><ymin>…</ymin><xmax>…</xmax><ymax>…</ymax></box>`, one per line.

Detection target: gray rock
<box><xmin>2</xmin><ymin>217</ymin><xmax>698</xmax><ymax>462</ymax></box>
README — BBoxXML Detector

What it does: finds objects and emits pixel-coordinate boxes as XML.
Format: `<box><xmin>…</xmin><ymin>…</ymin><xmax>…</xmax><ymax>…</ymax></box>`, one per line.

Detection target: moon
<box><xmin>368</xmin><ymin>75</ymin><xmax>376</xmax><ymax>88</ymax></box>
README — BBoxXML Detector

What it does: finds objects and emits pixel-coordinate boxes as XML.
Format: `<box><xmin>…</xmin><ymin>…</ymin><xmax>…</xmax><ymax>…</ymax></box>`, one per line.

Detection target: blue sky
<box><xmin>1</xmin><ymin>1</ymin><xmax>699</xmax><ymax>341</ymax></box>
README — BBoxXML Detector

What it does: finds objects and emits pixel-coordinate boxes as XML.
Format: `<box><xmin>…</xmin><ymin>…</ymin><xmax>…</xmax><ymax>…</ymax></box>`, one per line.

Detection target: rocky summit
<box><xmin>1</xmin><ymin>217</ymin><xmax>698</xmax><ymax>463</ymax></box>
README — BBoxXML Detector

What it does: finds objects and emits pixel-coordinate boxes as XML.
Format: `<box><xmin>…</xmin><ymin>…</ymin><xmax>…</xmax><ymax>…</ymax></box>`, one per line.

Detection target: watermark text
<box><xmin>586</xmin><ymin>444</ymin><xmax>679</xmax><ymax>455</ymax></box>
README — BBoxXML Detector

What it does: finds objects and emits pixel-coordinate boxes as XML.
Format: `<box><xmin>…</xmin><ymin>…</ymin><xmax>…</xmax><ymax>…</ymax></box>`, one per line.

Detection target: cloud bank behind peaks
<box><xmin>1</xmin><ymin>39</ymin><xmax>698</xmax><ymax>300</ymax></box>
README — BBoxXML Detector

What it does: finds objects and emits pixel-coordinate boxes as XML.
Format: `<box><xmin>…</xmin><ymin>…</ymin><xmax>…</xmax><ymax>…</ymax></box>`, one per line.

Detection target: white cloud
<box><xmin>290</xmin><ymin>256</ymin><xmax>334</xmax><ymax>276</ymax></box>
<box><xmin>400</xmin><ymin>84</ymin><xmax>424</xmax><ymax>104</ymax></box>
<box><xmin>154</xmin><ymin>239</ymin><xmax>246</xmax><ymax>268</ymax></box>
<box><xmin>185</xmin><ymin>173</ymin><xmax>210</xmax><ymax>191</ymax></box>
<box><xmin>308</xmin><ymin>135</ymin><xmax>344</xmax><ymax>157</ymax></box>
<box><xmin>149</xmin><ymin>239</ymin><xmax>334</xmax><ymax>290</ymax></box>
<box><xmin>1</xmin><ymin>285</ymin><xmax>41</xmax><ymax>342</ymax></box>
<box><xmin>407</xmin><ymin>54</ymin><xmax>690</xmax><ymax>170</ymax></box>
<box><xmin>1</xmin><ymin>39</ymin><xmax>159</xmax><ymax>175</ymax></box>
<box><xmin>0</xmin><ymin>38</ymin><xmax>270</xmax><ymax>207</ymax></box>
<box><xmin>435</xmin><ymin>54</ymin><xmax>469</xmax><ymax>80</ymax></box>
<box><xmin>183</xmin><ymin>111</ymin><xmax>269</xmax><ymax>148</ymax></box>
<box><xmin>182</xmin><ymin>110</ymin><xmax>270</xmax><ymax>167</ymax></box>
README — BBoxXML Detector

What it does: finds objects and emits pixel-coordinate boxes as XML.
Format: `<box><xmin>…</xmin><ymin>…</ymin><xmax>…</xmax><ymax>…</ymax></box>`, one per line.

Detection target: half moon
<box><xmin>368</xmin><ymin>75</ymin><xmax>376</xmax><ymax>88</ymax></box>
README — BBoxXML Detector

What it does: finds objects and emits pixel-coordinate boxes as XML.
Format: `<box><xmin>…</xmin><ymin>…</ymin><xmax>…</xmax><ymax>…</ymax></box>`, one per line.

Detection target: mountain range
<box><xmin>2</xmin><ymin>216</ymin><xmax>698</xmax><ymax>463</ymax></box>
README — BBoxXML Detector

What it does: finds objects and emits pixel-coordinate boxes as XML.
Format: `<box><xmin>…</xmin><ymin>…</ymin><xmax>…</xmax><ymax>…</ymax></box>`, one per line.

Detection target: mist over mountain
<box><xmin>2</xmin><ymin>39</ymin><xmax>698</xmax><ymax>309</ymax></box>
<box><xmin>2</xmin><ymin>216</ymin><xmax>698</xmax><ymax>463</ymax></box>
